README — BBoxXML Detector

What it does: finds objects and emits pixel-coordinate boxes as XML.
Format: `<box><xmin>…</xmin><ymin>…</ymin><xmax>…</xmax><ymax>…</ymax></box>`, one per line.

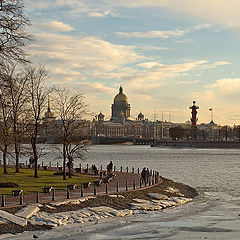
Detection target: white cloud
<box><xmin>208</xmin><ymin>78</ymin><xmax>240</xmax><ymax>96</ymax></box>
<box><xmin>116</xmin><ymin>29</ymin><xmax>188</xmax><ymax>39</ymax></box>
<box><xmin>26</xmin><ymin>1</ymin><xmax>240</xmax><ymax>29</ymax></box>
<box><xmin>201</xmin><ymin>61</ymin><xmax>231</xmax><ymax>69</ymax></box>
<box><xmin>177</xmin><ymin>80</ymin><xmax>200</xmax><ymax>85</ymax></box>
<box><xmin>28</xmin><ymin>33</ymin><xmax>143</xmax><ymax>82</ymax></box>
<box><xmin>38</xmin><ymin>21</ymin><xmax>74</xmax><ymax>32</ymax></box>
<box><xmin>88</xmin><ymin>11</ymin><xmax>111</xmax><ymax>17</ymax></box>
<box><xmin>116</xmin><ymin>24</ymin><xmax>212</xmax><ymax>39</ymax></box>
<box><xmin>109</xmin><ymin>0</ymin><xmax>240</xmax><ymax>28</ymax></box>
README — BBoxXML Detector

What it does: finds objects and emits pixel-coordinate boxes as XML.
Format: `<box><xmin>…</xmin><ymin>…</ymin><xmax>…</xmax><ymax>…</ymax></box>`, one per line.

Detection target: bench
<box><xmin>103</xmin><ymin>177</ymin><xmax>110</xmax><ymax>183</ymax></box>
<box><xmin>42</xmin><ymin>186</ymin><xmax>52</xmax><ymax>194</ymax></box>
<box><xmin>67</xmin><ymin>184</ymin><xmax>77</xmax><ymax>191</ymax></box>
<box><xmin>75</xmin><ymin>168</ymin><xmax>81</xmax><ymax>173</ymax></box>
<box><xmin>12</xmin><ymin>190</ymin><xmax>23</xmax><ymax>197</ymax></box>
<box><xmin>82</xmin><ymin>182</ymin><xmax>90</xmax><ymax>189</ymax></box>
<box><xmin>93</xmin><ymin>180</ymin><xmax>102</xmax><ymax>187</ymax></box>
<box><xmin>99</xmin><ymin>171</ymin><xmax>106</xmax><ymax>178</ymax></box>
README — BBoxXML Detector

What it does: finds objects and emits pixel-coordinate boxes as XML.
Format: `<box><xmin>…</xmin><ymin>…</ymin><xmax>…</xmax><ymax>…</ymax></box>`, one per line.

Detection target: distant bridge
<box><xmin>91</xmin><ymin>136</ymin><xmax>155</xmax><ymax>145</ymax></box>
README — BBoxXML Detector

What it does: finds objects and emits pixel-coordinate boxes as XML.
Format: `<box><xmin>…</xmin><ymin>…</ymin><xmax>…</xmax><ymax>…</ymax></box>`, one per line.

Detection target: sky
<box><xmin>24</xmin><ymin>0</ymin><xmax>240</xmax><ymax>125</ymax></box>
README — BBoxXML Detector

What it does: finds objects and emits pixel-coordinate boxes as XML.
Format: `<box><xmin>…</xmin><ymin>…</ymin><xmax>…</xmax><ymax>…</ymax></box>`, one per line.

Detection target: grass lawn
<box><xmin>0</xmin><ymin>167</ymin><xmax>97</xmax><ymax>195</ymax></box>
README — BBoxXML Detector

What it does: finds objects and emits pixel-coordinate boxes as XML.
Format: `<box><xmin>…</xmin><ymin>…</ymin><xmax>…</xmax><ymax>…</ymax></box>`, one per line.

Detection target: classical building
<box><xmin>110</xmin><ymin>86</ymin><xmax>131</xmax><ymax>122</ymax></box>
<box><xmin>91</xmin><ymin>86</ymin><xmax>172</xmax><ymax>139</ymax></box>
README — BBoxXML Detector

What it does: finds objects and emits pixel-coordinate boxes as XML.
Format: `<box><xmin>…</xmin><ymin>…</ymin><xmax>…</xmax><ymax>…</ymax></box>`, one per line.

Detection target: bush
<box><xmin>0</xmin><ymin>182</ymin><xmax>19</xmax><ymax>188</ymax></box>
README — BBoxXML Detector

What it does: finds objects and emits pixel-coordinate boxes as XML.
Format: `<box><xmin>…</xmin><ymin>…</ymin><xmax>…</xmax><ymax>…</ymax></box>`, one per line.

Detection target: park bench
<box><xmin>67</xmin><ymin>184</ymin><xmax>77</xmax><ymax>191</ymax></box>
<box><xmin>12</xmin><ymin>190</ymin><xmax>23</xmax><ymax>197</ymax></box>
<box><xmin>99</xmin><ymin>171</ymin><xmax>106</xmax><ymax>178</ymax></box>
<box><xmin>93</xmin><ymin>180</ymin><xmax>102</xmax><ymax>187</ymax></box>
<box><xmin>43</xmin><ymin>166</ymin><xmax>48</xmax><ymax>170</ymax></box>
<box><xmin>42</xmin><ymin>186</ymin><xmax>52</xmax><ymax>194</ymax></box>
<box><xmin>82</xmin><ymin>182</ymin><xmax>90</xmax><ymax>189</ymax></box>
<box><xmin>103</xmin><ymin>177</ymin><xmax>110</xmax><ymax>183</ymax></box>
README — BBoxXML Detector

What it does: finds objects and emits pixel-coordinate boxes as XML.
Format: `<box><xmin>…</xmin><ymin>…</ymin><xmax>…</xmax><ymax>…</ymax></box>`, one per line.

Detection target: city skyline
<box><xmin>25</xmin><ymin>1</ymin><xmax>240</xmax><ymax>125</ymax></box>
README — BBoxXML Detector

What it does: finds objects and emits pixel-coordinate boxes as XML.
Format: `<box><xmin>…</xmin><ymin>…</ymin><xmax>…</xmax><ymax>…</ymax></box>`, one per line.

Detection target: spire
<box><xmin>119</xmin><ymin>85</ymin><xmax>123</xmax><ymax>94</ymax></box>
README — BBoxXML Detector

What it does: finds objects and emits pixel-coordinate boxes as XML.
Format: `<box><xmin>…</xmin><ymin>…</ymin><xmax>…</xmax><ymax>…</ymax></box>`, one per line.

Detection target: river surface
<box><xmin>6</xmin><ymin>145</ymin><xmax>240</xmax><ymax>240</ymax></box>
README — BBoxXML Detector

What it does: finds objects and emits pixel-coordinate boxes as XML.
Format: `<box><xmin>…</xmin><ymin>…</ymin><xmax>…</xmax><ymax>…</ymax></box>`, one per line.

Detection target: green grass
<box><xmin>0</xmin><ymin>167</ymin><xmax>97</xmax><ymax>195</ymax></box>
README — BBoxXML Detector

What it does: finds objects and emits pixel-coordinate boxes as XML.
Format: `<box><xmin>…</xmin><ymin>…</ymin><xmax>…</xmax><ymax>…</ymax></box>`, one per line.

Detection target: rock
<box><xmin>0</xmin><ymin>210</ymin><xmax>27</xmax><ymax>227</ymax></box>
<box><xmin>147</xmin><ymin>193</ymin><xmax>168</xmax><ymax>200</ymax></box>
<box><xmin>45</xmin><ymin>205</ymin><xmax>56</xmax><ymax>210</ymax></box>
<box><xmin>0</xmin><ymin>233</ymin><xmax>15</xmax><ymax>239</ymax></box>
<box><xmin>50</xmin><ymin>197</ymin><xmax>96</xmax><ymax>207</ymax></box>
<box><xmin>164</xmin><ymin>187</ymin><xmax>184</xmax><ymax>196</ymax></box>
<box><xmin>89</xmin><ymin>206</ymin><xmax>116</xmax><ymax>214</ymax></box>
<box><xmin>167</xmin><ymin>197</ymin><xmax>192</xmax><ymax>204</ymax></box>
<box><xmin>0</xmin><ymin>217</ymin><xmax>7</xmax><ymax>225</ymax></box>
<box><xmin>132</xmin><ymin>198</ymin><xmax>150</xmax><ymax>204</ymax></box>
<box><xmin>109</xmin><ymin>195</ymin><xmax>125</xmax><ymax>198</ymax></box>
<box><xmin>15</xmin><ymin>204</ymin><xmax>40</xmax><ymax>219</ymax></box>
<box><xmin>130</xmin><ymin>203</ymin><xmax>162</xmax><ymax>211</ymax></box>
<box><xmin>152</xmin><ymin>200</ymin><xmax>177</xmax><ymax>207</ymax></box>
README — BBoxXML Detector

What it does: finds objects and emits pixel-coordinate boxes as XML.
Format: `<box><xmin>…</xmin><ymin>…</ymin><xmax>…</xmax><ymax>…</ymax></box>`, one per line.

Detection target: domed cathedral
<box><xmin>110</xmin><ymin>86</ymin><xmax>131</xmax><ymax>122</ymax></box>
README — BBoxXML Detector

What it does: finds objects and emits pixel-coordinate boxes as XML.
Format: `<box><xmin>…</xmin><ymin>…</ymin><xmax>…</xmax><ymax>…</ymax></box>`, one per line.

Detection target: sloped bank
<box><xmin>0</xmin><ymin>177</ymin><xmax>198</xmax><ymax>236</ymax></box>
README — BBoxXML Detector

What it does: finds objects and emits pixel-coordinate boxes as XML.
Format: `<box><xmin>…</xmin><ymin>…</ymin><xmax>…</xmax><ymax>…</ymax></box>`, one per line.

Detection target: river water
<box><xmin>6</xmin><ymin>145</ymin><xmax>240</xmax><ymax>239</ymax></box>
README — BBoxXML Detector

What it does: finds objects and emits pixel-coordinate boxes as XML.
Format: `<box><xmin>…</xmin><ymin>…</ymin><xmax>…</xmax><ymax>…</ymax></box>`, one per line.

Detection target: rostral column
<box><xmin>189</xmin><ymin>101</ymin><xmax>199</xmax><ymax>140</ymax></box>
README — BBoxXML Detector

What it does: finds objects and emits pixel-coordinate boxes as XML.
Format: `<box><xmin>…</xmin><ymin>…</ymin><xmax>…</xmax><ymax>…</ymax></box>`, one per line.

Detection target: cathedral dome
<box><xmin>114</xmin><ymin>86</ymin><xmax>128</xmax><ymax>102</ymax></box>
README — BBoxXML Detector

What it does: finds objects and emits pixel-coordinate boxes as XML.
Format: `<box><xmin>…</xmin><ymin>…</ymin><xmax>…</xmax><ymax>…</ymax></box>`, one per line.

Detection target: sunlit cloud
<box><xmin>37</xmin><ymin>21</ymin><xmax>74</xmax><ymax>32</ymax></box>
<box><xmin>116</xmin><ymin>29</ymin><xmax>188</xmax><ymax>39</ymax></box>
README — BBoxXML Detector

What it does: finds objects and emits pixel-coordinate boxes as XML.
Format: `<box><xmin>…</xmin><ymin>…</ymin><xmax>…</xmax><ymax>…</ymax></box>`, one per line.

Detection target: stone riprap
<box><xmin>0</xmin><ymin>210</ymin><xmax>27</xmax><ymax>227</ymax></box>
<box><xmin>15</xmin><ymin>204</ymin><xmax>40</xmax><ymax>219</ymax></box>
<box><xmin>50</xmin><ymin>196</ymin><xmax>96</xmax><ymax>207</ymax></box>
<box><xmin>26</xmin><ymin>195</ymin><xmax>192</xmax><ymax>228</ymax></box>
<box><xmin>28</xmin><ymin>207</ymin><xmax>133</xmax><ymax>228</ymax></box>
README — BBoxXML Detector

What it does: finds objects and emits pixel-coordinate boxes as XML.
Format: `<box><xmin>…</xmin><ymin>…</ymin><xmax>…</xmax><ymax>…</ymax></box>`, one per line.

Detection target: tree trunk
<box><xmin>32</xmin><ymin>138</ymin><xmax>38</xmax><ymax>178</ymax></box>
<box><xmin>3</xmin><ymin>144</ymin><xmax>7</xmax><ymax>174</ymax></box>
<box><xmin>63</xmin><ymin>144</ymin><xmax>66</xmax><ymax>180</ymax></box>
<box><xmin>68</xmin><ymin>155</ymin><xmax>72</xmax><ymax>179</ymax></box>
<box><xmin>14</xmin><ymin>142</ymin><xmax>19</xmax><ymax>173</ymax></box>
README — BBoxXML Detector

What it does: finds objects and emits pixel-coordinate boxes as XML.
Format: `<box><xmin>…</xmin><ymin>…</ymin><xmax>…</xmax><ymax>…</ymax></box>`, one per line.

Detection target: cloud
<box><xmin>116</xmin><ymin>29</ymin><xmax>188</xmax><ymax>39</ymax></box>
<box><xmin>116</xmin><ymin>24</ymin><xmax>212</xmax><ymax>39</ymax></box>
<box><xmin>109</xmin><ymin>0</ymin><xmax>240</xmax><ymax>29</ymax></box>
<box><xmin>177</xmin><ymin>80</ymin><xmax>200</xmax><ymax>85</ymax></box>
<box><xmin>88</xmin><ymin>11</ymin><xmax>111</xmax><ymax>17</ymax></box>
<box><xmin>25</xmin><ymin>1</ymin><xmax>240</xmax><ymax>29</ymax></box>
<box><xmin>207</xmin><ymin>78</ymin><xmax>240</xmax><ymax>96</ymax></box>
<box><xmin>38</xmin><ymin>21</ymin><xmax>74</xmax><ymax>32</ymax></box>
<box><xmin>201</xmin><ymin>61</ymin><xmax>231</xmax><ymax>69</ymax></box>
<box><xmin>28</xmin><ymin>33</ymin><xmax>143</xmax><ymax>82</ymax></box>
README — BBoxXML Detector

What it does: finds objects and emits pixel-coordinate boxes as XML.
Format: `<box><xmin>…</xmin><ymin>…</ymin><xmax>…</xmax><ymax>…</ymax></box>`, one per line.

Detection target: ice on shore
<box><xmin>26</xmin><ymin>195</ymin><xmax>192</xmax><ymax>228</ymax></box>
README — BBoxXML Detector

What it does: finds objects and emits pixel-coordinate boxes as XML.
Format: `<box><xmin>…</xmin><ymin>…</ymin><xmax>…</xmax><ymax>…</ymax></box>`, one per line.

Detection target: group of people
<box><xmin>91</xmin><ymin>164</ymin><xmax>98</xmax><ymax>175</ymax></box>
<box><xmin>141</xmin><ymin>167</ymin><xmax>150</xmax><ymax>184</ymax></box>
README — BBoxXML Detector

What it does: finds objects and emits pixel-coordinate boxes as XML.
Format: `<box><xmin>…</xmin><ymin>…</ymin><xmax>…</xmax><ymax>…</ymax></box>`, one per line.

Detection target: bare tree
<box><xmin>0</xmin><ymin>79</ymin><xmax>12</xmax><ymax>173</ymax></box>
<box><xmin>0</xmin><ymin>62</ymin><xmax>29</xmax><ymax>172</ymax></box>
<box><xmin>25</xmin><ymin>65</ymin><xmax>49</xmax><ymax>178</ymax></box>
<box><xmin>0</xmin><ymin>0</ymin><xmax>32</xmax><ymax>63</ymax></box>
<box><xmin>52</xmin><ymin>87</ymin><xmax>88</xmax><ymax>180</ymax></box>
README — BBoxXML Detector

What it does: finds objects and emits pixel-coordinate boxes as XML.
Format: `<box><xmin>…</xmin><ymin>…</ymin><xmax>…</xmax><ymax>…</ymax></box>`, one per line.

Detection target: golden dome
<box><xmin>114</xmin><ymin>86</ymin><xmax>128</xmax><ymax>102</ymax></box>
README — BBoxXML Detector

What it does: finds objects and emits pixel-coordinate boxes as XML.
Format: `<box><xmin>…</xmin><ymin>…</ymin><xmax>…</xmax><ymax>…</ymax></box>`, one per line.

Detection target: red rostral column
<box><xmin>189</xmin><ymin>101</ymin><xmax>199</xmax><ymax>140</ymax></box>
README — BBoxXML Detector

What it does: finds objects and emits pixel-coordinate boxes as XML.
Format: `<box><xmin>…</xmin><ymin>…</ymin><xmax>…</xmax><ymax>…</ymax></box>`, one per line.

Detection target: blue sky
<box><xmin>24</xmin><ymin>0</ymin><xmax>240</xmax><ymax>125</ymax></box>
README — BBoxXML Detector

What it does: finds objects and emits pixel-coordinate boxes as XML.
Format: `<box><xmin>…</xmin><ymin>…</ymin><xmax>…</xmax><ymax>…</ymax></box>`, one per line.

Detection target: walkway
<box><xmin>0</xmin><ymin>169</ymin><xmax>159</xmax><ymax>208</ymax></box>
